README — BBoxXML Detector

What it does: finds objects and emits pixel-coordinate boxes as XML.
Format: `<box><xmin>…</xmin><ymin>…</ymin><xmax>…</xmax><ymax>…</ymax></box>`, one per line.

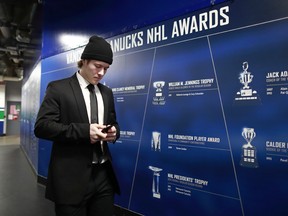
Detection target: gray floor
<box><xmin>0</xmin><ymin>136</ymin><xmax>54</xmax><ymax>216</ymax></box>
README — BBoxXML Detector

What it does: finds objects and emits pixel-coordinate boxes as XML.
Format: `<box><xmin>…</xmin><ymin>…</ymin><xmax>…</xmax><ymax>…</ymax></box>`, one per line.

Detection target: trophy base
<box><xmin>240</xmin><ymin>89</ymin><xmax>253</xmax><ymax>96</ymax></box>
<box><xmin>240</xmin><ymin>159</ymin><xmax>259</xmax><ymax>168</ymax></box>
<box><xmin>234</xmin><ymin>91</ymin><xmax>261</xmax><ymax>105</ymax></box>
<box><xmin>240</xmin><ymin>146</ymin><xmax>259</xmax><ymax>168</ymax></box>
<box><xmin>153</xmin><ymin>193</ymin><xmax>161</xmax><ymax>199</ymax></box>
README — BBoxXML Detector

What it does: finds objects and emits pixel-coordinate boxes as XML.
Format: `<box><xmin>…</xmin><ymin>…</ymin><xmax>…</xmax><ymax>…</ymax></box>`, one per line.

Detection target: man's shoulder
<box><xmin>98</xmin><ymin>83</ymin><xmax>112</xmax><ymax>92</ymax></box>
<box><xmin>49</xmin><ymin>74</ymin><xmax>76</xmax><ymax>86</ymax></box>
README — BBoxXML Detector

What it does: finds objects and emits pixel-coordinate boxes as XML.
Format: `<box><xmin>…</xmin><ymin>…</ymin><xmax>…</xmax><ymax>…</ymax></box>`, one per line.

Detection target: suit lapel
<box><xmin>70</xmin><ymin>73</ymin><xmax>89</xmax><ymax>123</ymax></box>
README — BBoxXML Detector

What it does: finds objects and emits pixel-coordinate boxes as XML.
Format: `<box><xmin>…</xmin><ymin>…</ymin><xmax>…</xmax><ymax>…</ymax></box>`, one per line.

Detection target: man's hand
<box><xmin>102</xmin><ymin>125</ymin><xmax>117</xmax><ymax>142</ymax></box>
<box><xmin>90</xmin><ymin>124</ymin><xmax>107</xmax><ymax>143</ymax></box>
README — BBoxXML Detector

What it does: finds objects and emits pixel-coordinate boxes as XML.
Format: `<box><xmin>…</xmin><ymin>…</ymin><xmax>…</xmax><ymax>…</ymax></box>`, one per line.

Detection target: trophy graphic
<box><xmin>151</xmin><ymin>131</ymin><xmax>161</xmax><ymax>151</ymax></box>
<box><xmin>240</xmin><ymin>127</ymin><xmax>259</xmax><ymax>168</ymax></box>
<box><xmin>153</xmin><ymin>81</ymin><xmax>165</xmax><ymax>97</ymax></box>
<box><xmin>239</xmin><ymin>62</ymin><xmax>253</xmax><ymax>96</ymax></box>
<box><xmin>235</xmin><ymin>61</ymin><xmax>260</xmax><ymax>104</ymax></box>
<box><xmin>148</xmin><ymin>166</ymin><xmax>163</xmax><ymax>198</ymax></box>
<box><xmin>152</xmin><ymin>81</ymin><xmax>166</xmax><ymax>105</ymax></box>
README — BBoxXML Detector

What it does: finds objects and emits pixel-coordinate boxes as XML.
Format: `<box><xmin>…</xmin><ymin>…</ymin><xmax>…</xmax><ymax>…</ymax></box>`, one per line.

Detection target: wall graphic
<box><xmin>31</xmin><ymin>0</ymin><xmax>288</xmax><ymax>215</ymax></box>
<box><xmin>105</xmin><ymin>1</ymin><xmax>288</xmax><ymax>215</ymax></box>
<box><xmin>21</xmin><ymin>62</ymin><xmax>41</xmax><ymax>172</ymax></box>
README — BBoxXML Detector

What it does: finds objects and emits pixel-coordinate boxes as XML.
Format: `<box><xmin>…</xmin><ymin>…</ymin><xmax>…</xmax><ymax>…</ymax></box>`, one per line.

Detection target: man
<box><xmin>34</xmin><ymin>35</ymin><xmax>120</xmax><ymax>216</ymax></box>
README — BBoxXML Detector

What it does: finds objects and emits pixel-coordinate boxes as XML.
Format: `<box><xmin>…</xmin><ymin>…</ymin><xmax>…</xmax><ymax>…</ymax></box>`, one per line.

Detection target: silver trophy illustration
<box><xmin>235</xmin><ymin>61</ymin><xmax>260</xmax><ymax>103</ymax></box>
<box><xmin>239</xmin><ymin>62</ymin><xmax>253</xmax><ymax>96</ymax></box>
<box><xmin>152</xmin><ymin>81</ymin><xmax>166</xmax><ymax>105</ymax></box>
<box><xmin>148</xmin><ymin>166</ymin><xmax>163</xmax><ymax>198</ymax></box>
<box><xmin>153</xmin><ymin>81</ymin><xmax>165</xmax><ymax>97</ymax></box>
<box><xmin>240</xmin><ymin>127</ymin><xmax>258</xmax><ymax>168</ymax></box>
<box><xmin>151</xmin><ymin>131</ymin><xmax>161</xmax><ymax>151</ymax></box>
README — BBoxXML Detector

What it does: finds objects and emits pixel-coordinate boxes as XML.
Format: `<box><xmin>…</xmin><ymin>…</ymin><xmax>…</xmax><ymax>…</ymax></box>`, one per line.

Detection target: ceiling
<box><xmin>0</xmin><ymin>0</ymin><xmax>42</xmax><ymax>83</ymax></box>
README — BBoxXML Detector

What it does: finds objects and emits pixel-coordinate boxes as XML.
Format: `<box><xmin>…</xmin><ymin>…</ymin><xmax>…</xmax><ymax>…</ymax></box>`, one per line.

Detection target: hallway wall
<box><xmin>21</xmin><ymin>0</ymin><xmax>288</xmax><ymax>215</ymax></box>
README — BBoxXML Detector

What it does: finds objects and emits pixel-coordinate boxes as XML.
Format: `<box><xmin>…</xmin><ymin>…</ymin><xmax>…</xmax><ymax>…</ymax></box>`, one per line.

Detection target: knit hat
<box><xmin>81</xmin><ymin>35</ymin><xmax>113</xmax><ymax>64</ymax></box>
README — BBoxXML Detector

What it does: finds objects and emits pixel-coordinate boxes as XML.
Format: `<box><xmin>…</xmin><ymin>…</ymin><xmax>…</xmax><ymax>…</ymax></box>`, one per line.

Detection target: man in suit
<box><xmin>34</xmin><ymin>35</ymin><xmax>120</xmax><ymax>216</ymax></box>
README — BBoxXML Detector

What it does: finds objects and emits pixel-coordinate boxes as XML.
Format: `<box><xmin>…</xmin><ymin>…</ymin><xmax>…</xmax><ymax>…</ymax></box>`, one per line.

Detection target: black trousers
<box><xmin>55</xmin><ymin>163</ymin><xmax>115</xmax><ymax>216</ymax></box>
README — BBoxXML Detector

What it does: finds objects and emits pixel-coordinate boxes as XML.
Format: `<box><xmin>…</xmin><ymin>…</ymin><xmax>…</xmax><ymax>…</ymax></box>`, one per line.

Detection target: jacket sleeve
<box><xmin>34</xmin><ymin>81</ymin><xmax>90</xmax><ymax>143</ymax></box>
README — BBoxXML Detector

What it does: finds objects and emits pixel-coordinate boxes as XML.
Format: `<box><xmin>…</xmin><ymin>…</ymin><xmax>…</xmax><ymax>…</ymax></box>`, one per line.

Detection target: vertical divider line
<box><xmin>206</xmin><ymin>35</ymin><xmax>245</xmax><ymax>216</ymax></box>
<box><xmin>128</xmin><ymin>48</ymin><xmax>157</xmax><ymax>209</ymax></box>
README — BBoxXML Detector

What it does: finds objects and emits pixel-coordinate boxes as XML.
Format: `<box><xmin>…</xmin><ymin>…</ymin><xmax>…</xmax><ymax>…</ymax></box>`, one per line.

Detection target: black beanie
<box><xmin>81</xmin><ymin>35</ymin><xmax>113</xmax><ymax>65</ymax></box>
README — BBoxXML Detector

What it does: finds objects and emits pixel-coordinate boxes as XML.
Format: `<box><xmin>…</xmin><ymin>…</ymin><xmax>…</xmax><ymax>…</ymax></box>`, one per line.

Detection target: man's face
<box><xmin>80</xmin><ymin>60</ymin><xmax>110</xmax><ymax>85</ymax></box>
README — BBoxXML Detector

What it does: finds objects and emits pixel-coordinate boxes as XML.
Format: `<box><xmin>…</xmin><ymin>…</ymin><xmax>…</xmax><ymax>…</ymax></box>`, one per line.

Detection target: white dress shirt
<box><xmin>76</xmin><ymin>72</ymin><xmax>104</xmax><ymax>125</ymax></box>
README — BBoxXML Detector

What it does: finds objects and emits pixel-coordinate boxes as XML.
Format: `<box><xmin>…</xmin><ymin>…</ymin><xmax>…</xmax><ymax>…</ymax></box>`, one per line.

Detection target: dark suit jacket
<box><xmin>34</xmin><ymin>73</ymin><xmax>120</xmax><ymax>204</ymax></box>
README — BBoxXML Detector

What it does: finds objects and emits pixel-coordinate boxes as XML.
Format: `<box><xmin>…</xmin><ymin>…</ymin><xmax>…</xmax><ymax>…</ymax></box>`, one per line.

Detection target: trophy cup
<box><xmin>240</xmin><ymin>127</ymin><xmax>259</xmax><ymax>168</ymax></box>
<box><xmin>152</xmin><ymin>81</ymin><xmax>166</xmax><ymax>105</ymax></box>
<box><xmin>151</xmin><ymin>131</ymin><xmax>161</xmax><ymax>151</ymax></box>
<box><xmin>239</xmin><ymin>62</ymin><xmax>253</xmax><ymax>96</ymax></box>
<box><xmin>153</xmin><ymin>81</ymin><xmax>165</xmax><ymax>97</ymax></box>
<box><xmin>148</xmin><ymin>166</ymin><xmax>163</xmax><ymax>199</ymax></box>
<box><xmin>235</xmin><ymin>62</ymin><xmax>260</xmax><ymax>104</ymax></box>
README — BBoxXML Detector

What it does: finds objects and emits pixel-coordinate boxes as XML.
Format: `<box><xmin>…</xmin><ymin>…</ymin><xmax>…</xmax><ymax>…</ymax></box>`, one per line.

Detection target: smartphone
<box><xmin>101</xmin><ymin>125</ymin><xmax>113</xmax><ymax>133</ymax></box>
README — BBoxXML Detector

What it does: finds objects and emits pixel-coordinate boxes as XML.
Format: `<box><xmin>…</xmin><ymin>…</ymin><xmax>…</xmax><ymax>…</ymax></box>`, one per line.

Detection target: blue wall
<box><xmin>38</xmin><ymin>0</ymin><xmax>229</xmax><ymax>179</ymax></box>
<box><xmin>42</xmin><ymin>0</ymin><xmax>228</xmax><ymax>57</ymax></box>
<box><xmin>22</xmin><ymin>0</ymin><xmax>288</xmax><ymax>215</ymax></box>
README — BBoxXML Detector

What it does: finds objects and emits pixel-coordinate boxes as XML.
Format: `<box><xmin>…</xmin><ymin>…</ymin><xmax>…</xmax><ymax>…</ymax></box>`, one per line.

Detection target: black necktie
<box><xmin>87</xmin><ymin>84</ymin><xmax>98</xmax><ymax>124</ymax></box>
<box><xmin>87</xmin><ymin>84</ymin><xmax>102</xmax><ymax>163</ymax></box>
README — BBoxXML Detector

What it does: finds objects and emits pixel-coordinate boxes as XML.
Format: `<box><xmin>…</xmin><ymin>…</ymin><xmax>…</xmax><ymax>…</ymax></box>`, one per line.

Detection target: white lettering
<box><xmin>147</xmin><ymin>25</ymin><xmax>168</xmax><ymax>44</ymax></box>
<box><xmin>110</xmin><ymin>31</ymin><xmax>144</xmax><ymax>52</ymax></box>
<box><xmin>171</xmin><ymin>6</ymin><xmax>230</xmax><ymax>38</ymax></box>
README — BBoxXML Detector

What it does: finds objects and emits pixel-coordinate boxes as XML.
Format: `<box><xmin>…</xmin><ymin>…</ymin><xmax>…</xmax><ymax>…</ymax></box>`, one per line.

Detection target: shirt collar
<box><xmin>76</xmin><ymin>71</ymin><xmax>90</xmax><ymax>89</ymax></box>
